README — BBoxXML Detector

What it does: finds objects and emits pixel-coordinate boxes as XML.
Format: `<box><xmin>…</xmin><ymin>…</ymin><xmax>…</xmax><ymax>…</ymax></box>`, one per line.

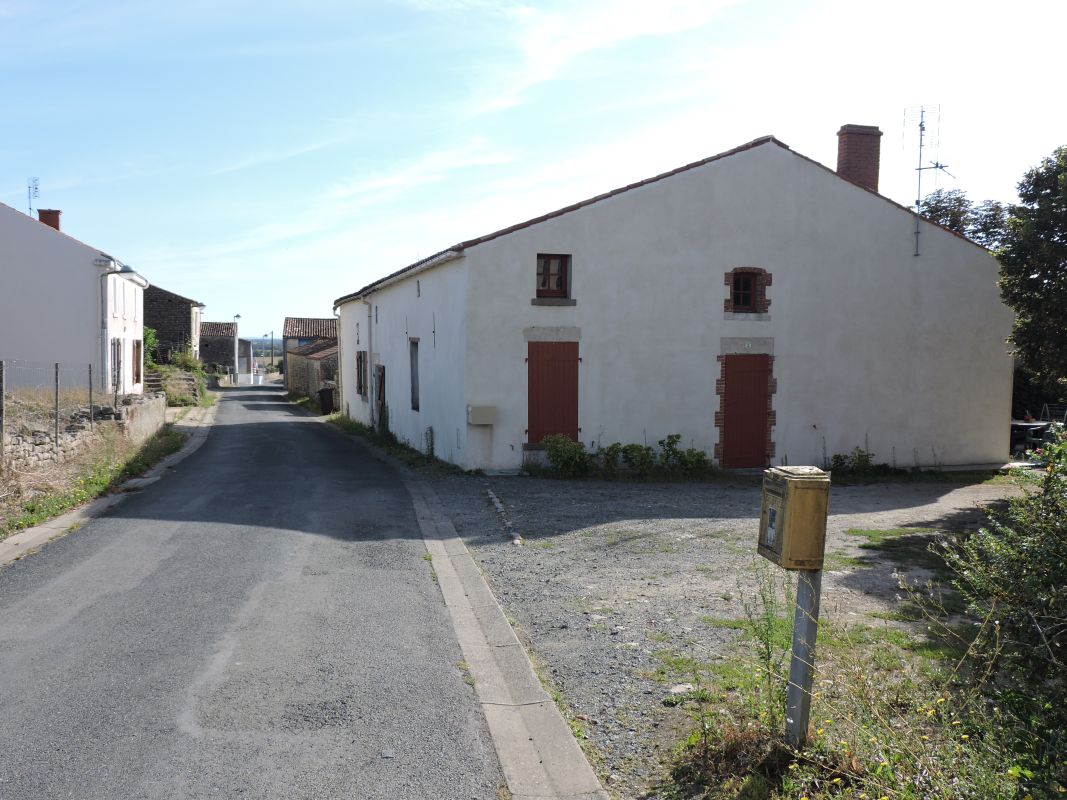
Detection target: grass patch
<box><xmin>653</xmin><ymin>567</ymin><xmax>1023</xmax><ymax>800</ymax></box>
<box><xmin>846</xmin><ymin>527</ymin><xmax>956</xmax><ymax>575</ymax></box>
<box><xmin>0</xmin><ymin>425</ymin><xmax>187</xmax><ymax>540</ymax></box>
<box><xmin>288</xmin><ymin>392</ymin><xmax>321</xmax><ymax>414</ymax></box>
<box><xmin>326</xmin><ymin>413</ymin><xmax>464</xmax><ymax>473</ymax></box>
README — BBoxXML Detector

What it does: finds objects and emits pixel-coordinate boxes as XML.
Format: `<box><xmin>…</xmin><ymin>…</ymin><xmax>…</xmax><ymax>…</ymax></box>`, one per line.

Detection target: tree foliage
<box><xmin>998</xmin><ymin>145</ymin><xmax>1067</xmax><ymax>389</ymax></box>
<box><xmin>920</xmin><ymin>188</ymin><xmax>1008</xmax><ymax>248</ymax></box>
<box><xmin>941</xmin><ymin>429</ymin><xmax>1067</xmax><ymax>788</ymax></box>
<box><xmin>143</xmin><ymin>326</ymin><xmax>160</xmax><ymax>368</ymax></box>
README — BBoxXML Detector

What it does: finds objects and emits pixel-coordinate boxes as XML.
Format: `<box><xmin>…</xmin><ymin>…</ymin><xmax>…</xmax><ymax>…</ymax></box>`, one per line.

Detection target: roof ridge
<box><xmin>334</xmin><ymin>135</ymin><xmax>785</xmax><ymax>306</ymax></box>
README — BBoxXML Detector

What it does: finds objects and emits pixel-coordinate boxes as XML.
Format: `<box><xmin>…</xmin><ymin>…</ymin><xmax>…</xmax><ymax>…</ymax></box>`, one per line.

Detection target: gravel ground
<box><xmin>432</xmin><ymin>472</ymin><xmax>1017</xmax><ymax>799</ymax></box>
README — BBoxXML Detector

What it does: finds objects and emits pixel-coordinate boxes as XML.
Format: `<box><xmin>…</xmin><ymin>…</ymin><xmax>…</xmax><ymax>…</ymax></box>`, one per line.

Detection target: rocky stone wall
<box><xmin>1</xmin><ymin>393</ymin><xmax>166</xmax><ymax>472</ymax></box>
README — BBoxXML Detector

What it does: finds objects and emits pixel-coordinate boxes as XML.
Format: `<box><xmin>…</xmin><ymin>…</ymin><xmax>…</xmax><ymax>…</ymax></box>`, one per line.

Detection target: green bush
<box><xmin>828</xmin><ymin>446</ymin><xmax>875</xmax><ymax>473</ymax></box>
<box><xmin>596</xmin><ymin>442</ymin><xmax>624</xmax><ymax>479</ymax></box>
<box><xmin>172</xmin><ymin>348</ymin><xmax>203</xmax><ymax>373</ymax></box>
<box><xmin>658</xmin><ymin>433</ymin><xmax>683</xmax><ymax>474</ymax></box>
<box><xmin>143</xmin><ymin>326</ymin><xmax>160</xmax><ymax>368</ymax></box>
<box><xmin>678</xmin><ymin>447</ymin><xmax>710</xmax><ymax>477</ymax></box>
<box><xmin>939</xmin><ymin>428</ymin><xmax>1067</xmax><ymax>787</ymax></box>
<box><xmin>533</xmin><ymin>436</ymin><xmax>713</xmax><ymax>480</ymax></box>
<box><xmin>621</xmin><ymin>443</ymin><xmax>655</xmax><ymax>477</ymax></box>
<box><xmin>543</xmin><ymin>434</ymin><xmax>591</xmax><ymax>478</ymax></box>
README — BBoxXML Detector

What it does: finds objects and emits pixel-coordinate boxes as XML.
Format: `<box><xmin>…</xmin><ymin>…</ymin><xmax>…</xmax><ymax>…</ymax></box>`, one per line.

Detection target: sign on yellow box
<box><xmin>758</xmin><ymin>466</ymin><xmax>830</xmax><ymax>570</ymax></box>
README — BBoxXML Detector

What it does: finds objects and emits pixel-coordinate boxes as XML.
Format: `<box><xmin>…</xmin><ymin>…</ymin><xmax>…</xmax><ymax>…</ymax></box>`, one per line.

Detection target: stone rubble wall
<box><xmin>2</xmin><ymin>393</ymin><xmax>167</xmax><ymax>472</ymax></box>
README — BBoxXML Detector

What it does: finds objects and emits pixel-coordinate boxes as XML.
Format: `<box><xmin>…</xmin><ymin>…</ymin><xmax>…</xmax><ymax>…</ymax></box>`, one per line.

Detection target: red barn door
<box><xmin>528</xmin><ymin>341</ymin><xmax>579</xmax><ymax>444</ymax></box>
<box><xmin>722</xmin><ymin>354</ymin><xmax>771</xmax><ymax>468</ymax></box>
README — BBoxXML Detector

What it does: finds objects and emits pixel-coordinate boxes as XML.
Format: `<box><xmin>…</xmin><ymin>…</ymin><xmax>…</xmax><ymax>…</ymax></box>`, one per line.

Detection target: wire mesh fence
<box><xmin>0</xmin><ymin>360</ymin><xmax>94</xmax><ymax>462</ymax></box>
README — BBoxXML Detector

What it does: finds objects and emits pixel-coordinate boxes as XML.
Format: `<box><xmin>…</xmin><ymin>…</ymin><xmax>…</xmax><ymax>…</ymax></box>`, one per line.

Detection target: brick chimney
<box><xmin>836</xmin><ymin>125</ymin><xmax>883</xmax><ymax>192</ymax></box>
<box><xmin>37</xmin><ymin>209</ymin><xmax>62</xmax><ymax>231</ymax></box>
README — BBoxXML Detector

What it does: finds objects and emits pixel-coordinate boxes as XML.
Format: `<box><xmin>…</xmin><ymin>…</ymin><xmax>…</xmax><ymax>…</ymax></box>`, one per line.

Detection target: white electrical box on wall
<box><xmin>467</xmin><ymin>405</ymin><xmax>496</xmax><ymax>425</ymax></box>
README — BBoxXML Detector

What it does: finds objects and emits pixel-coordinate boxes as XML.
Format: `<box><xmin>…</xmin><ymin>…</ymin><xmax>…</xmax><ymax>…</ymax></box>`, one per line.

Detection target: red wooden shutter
<box><xmin>722</xmin><ymin>354</ymin><xmax>771</xmax><ymax>468</ymax></box>
<box><xmin>528</xmin><ymin>341</ymin><xmax>579</xmax><ymax>444</ymax></box>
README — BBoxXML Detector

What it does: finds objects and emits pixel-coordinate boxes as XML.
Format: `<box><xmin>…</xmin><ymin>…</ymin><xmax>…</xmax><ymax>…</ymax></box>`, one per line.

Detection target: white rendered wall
<box><xmin>458</xmin><ymin>142</ymin><xmax>1012</xmax><ymax>470</ymax></box>
<box><xmin>103</xmin><ymin>273</ymin><xmax>145</xmax><ymax>395</ymax></box>
<box><xmin>337</xmin><ymin>256</ymin><xmax>471</xmax><ymax>465</ymax></box>
<box><xmin>0</xmin><ymin>203</ymin><xmax>143</xmax><ymax>394</ymax></box>
<box><xmin>0</xmin><ymin>204</ymin><xmax>100</xmax><ymax>368</ymax></box>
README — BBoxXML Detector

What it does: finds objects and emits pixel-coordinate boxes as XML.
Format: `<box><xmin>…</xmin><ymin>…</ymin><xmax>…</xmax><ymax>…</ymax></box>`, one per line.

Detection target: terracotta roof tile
<box><xmin>283</xmin><ymin>317</ymin><xmax>337</xmax><ymax>339</ymax></box>
<box><xmin>200</xmin><ymin>321</ymin><xmax>236</xmax><ymax>338</ymax></box>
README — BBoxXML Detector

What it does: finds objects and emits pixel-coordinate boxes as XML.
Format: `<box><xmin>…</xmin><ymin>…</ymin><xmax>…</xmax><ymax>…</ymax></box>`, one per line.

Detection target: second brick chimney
<box><xmin>836</xmin><ymin>125</ymin><xmax>883</xmax><ymax>192</ymax></box>
<box><xmin>37</xmin><ymin>209</ymin><xmax>62</xmax><ymax>231</ymax></box>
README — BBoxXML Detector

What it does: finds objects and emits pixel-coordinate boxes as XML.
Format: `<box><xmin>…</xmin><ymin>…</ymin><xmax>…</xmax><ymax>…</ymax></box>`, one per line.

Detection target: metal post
<box><xmin>0</xmin><ymin>360</ymin><xmax>6</xmax><ymax>469</ymax></box>
<box><xmin>54</xmin><ymin>362</ymin><xmax>60</xmax><ymax>455</ymax></box>
<box><xmin>88</xmin><ymin>363</ymin><xmax>93</xmax><ymax>431</ymax></box>
<box><xmin>786</xmin><ymin>569</ymin><xmax>823</xmax><ymax>748</ymax></box>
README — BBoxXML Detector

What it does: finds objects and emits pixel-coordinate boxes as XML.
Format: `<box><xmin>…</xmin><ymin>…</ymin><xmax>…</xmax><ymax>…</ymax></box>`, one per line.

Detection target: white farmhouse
<box><xmin>0</xmin><ymin>204</ymin><xmax>149</xmax><ymax>395</ymax></box>
<box><xmin>334</xmin><ymin>126</ymin><xmax>1013</xmax><ymax>471</ymax></box>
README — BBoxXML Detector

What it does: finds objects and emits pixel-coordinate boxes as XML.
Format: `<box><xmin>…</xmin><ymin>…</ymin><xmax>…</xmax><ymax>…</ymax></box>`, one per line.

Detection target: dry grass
<box><xmin>1</xmin><ymin>424</ymin><xmax>184</xmax><ymax>539</ymax></box>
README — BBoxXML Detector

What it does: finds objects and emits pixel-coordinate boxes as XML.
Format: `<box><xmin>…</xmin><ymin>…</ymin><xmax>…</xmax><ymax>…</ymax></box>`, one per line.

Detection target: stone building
<box><xmin>143</xmin><ymin>285</ymin><xmax>204</xmax><ymax>363</ymax></box>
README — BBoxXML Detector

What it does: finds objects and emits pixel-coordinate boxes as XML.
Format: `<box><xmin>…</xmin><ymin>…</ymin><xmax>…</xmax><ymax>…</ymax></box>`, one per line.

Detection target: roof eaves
<box><xmin>333</xmin><ymin>247</ymin><xmax>466</xmax><ymax>308</ymax></box>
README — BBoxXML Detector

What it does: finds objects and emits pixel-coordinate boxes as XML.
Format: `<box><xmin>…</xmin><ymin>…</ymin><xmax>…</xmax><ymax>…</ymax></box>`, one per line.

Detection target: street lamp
<box><xmin>233</xmin><ymin>314</ymin><xmax>241</xmax><ymax>383</ymax></box>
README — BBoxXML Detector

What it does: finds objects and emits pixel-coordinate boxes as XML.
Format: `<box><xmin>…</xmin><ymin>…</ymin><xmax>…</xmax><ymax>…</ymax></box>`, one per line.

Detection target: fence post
<box><xmin>0</xmin><ymin>360</ymin><xmax>6</xmax><ymax>471</ymax></box>
<box><xmin>54</xmin><ymin>362</ymin><xmax>60</xmax><ymax>456</ymax></box>
<box><xmin>88</xmin><ymin>363</ymin><xmax>93</xmax><ymax>432</ymax></box>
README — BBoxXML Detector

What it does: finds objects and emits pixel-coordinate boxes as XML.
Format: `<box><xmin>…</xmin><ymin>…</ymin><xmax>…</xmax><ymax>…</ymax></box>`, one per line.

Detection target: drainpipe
<box><xmin>332</xmin><ymin>307</ymin><xmax>342</xmax><ymax>415</ymax></box>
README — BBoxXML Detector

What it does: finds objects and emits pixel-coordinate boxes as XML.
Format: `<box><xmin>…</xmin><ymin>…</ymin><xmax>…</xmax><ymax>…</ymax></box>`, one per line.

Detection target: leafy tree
<box><xmin>143</xmin><ymin>326</ymin><xmax>160</xmax><ymax>368</ymax></box>
<box><xmin>998</xmin><ymin>146</ymin><xmax>1067</xmax><ymax>388</ymax></box>
<box><xmin>920</xmin><ymin>188</ymin><xmax>974</xmax><ymax>234</ymax></box>
<box><xmin>919</xmin><ymin>188</ymin><xmax>1009</xmax><ymax>248</ymax></box>
<box><xmin>971</xmin><ymin>199</ymin><xmax>1008</xmax><ymax>249</ymax></box>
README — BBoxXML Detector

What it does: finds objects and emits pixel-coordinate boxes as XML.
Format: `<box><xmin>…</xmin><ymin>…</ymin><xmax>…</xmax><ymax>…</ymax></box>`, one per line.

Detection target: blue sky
<box><xmin>3</xmin><ymin>0</ymin><xmax>1064</xmax><ymax>338</ymax></box>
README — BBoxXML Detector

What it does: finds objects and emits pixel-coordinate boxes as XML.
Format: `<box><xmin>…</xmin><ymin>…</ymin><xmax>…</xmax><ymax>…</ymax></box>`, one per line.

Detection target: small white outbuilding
<box><xmin>334</xmin><ymin>126</ymin><xmax>1013</xmax><ymax>472</ymax></box>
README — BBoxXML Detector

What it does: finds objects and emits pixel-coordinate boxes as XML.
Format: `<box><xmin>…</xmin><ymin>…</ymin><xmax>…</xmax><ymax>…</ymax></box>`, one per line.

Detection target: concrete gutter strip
<box><xmin>0</xmin><ymin>400</ymin><xmax>218</xmax><ymax>568</ymax></box>
<box><xmin>406</xmin><ymin>479</ymin><xmax>610</xmax><ymax>800</ymax></box>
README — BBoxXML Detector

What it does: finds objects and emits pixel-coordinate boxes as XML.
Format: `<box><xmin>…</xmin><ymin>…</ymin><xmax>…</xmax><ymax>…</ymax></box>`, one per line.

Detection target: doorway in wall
<box><xmin>375</xmin><ymin>364</ymin><xmax>386</xmax><ymax>432</ymax></box>
<box><xmin>721</xmin><ymin>353</ymin><xmax>771</xmax><ymax>468</ymax></box>
<box><xmin>528</xmin><ymin>341</ymin><xmax>579</xmax><ymax>444</ymax></box>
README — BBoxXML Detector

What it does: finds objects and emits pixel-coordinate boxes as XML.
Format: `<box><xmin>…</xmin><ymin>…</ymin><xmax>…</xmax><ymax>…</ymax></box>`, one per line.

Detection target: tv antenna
<box><xmin>905</xmin><ymin>105</ymin><xmax>954</xmax><ymax>256</ymax></box>
<box><xmin>27</xmin><ymin>177</ymin><xmax>39</xmax><ymax>215</ymax></box>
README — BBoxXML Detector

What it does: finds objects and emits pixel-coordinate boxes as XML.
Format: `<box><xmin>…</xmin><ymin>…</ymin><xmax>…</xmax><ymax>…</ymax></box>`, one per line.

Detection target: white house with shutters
<box><xmin>333</xmin><ymin>125</ymin><xmax>1013</xmax><ymax>472</ymax></box>
<box><xmin>0</xmin><ymin>204</ymin><xmax>148</xmax><ymax>395</ymax></box>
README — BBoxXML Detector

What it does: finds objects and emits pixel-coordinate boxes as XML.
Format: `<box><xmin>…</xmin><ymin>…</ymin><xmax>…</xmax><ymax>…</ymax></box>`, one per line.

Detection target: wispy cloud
<box><xmin>207</xmin><ymin>135</ymin><xmax>351</xmax><ymax>176</ymax></box>
<box><xmin>329</xmin><ymin>137</ymin><xmax>517</xmax><ymax>199</ymax></box>
<box><xmin>459</xmin><ymin>0</ymin><xmax>741</xmax><ymax>111</ymax></box>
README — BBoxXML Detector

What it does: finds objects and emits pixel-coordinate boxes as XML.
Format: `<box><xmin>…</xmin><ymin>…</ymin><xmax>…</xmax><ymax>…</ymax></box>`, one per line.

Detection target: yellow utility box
<box><xmin>758</xmin><ymin>466</ymin><xmax>831</xmax><ymax>570</ymax></box>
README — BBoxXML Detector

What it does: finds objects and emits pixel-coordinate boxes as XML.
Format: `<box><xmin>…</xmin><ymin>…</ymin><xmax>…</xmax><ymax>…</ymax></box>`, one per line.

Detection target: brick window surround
<box><xmin>723</xmin><ymin>267</ymin><xmax>772</xmax><ymax>313</ymax></box>
<box><xmin>713</xmin><ymin>353</ymin><xmax>777</xmax><ymax>466</ymax></box>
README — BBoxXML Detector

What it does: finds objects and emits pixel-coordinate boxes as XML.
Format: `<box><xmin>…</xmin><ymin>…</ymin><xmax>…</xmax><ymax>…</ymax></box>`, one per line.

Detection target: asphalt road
<box><xmin>0</xmin><ymin>385</ymin><xmax>504</xmax><ymax>799</ymax></box>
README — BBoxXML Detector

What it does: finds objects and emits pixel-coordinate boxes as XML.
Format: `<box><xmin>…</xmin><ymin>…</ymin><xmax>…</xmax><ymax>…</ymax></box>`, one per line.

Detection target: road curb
<box><xmin>406</xmin><ymin>480</ymin><xmax>610</xmax><ymax>800</ymax></box>
<box><xmin>0</xmin><ymin>400</ymin><xmax>218</xmax><ymax>568</ymax></box>
<box><xmin>300</xmin><ymin>404</ymin><xmax>609</xmax><ymax>797</ymax></box>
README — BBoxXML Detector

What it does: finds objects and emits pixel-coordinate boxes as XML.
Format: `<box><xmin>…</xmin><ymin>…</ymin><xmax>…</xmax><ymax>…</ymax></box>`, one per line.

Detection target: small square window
<box><xmin>733</xmin><ymin>273</ymin><xmax>755</xmax><ymax>311</ymax></box>
<box><xmin>536</xmin><ymin>254</ymin><xmax>570</xmax><ymax>298</ymax></box>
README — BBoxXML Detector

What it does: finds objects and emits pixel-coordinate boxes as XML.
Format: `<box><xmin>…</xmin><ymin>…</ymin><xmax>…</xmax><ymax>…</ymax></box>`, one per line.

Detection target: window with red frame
<box><xmin>536</xmin><ymin>254</ymin><xmax>570</xmax><ymax>298</ymax></box>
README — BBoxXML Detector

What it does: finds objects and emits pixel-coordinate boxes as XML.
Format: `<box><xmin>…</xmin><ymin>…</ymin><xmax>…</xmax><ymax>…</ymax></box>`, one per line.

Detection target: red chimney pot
<box><xmin>37</xmin><ymin>209</ymin><xmax>62</xmax><ymax>231</ymax></box>
<box><xmin>836</xmin><ymin>125</ymin><xmax>883</xmax><ymax>193</ymax></box>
